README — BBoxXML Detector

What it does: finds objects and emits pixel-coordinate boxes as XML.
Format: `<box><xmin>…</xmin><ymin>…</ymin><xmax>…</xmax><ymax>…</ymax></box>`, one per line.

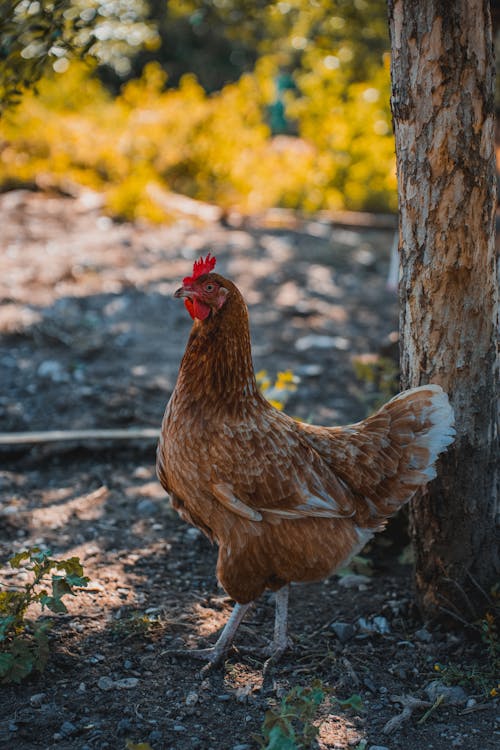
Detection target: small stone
<box><xmin>174</xmin><ymin>724</ymin><xmax>186</xmax><ymax>732</ymax></box>
<box><xmin>149</xmin><ymin>730</ymin><xmax>163</xmax><ymax>743</ymax></box>
<box><xmin>217</xmin><ymin>694</ymin><xmax>231</xmax><ymax>701</ymax></box>
<box><xmin>117</xmin><ymin>718</ymin><xmax>133</xmax><ymax>734</ymax></box>
<box><xmin>136</xmin><ymin>498</ymin><xmax>157</xmax><ymax>517</ymax></box>
<box><xmin>78</xmin><ymin>682</ymin><xmax>86</xmax><ymax>693</ymax></box>
<box><xmin>115</xmin><ymin>677</ymin><xmax>139</xmax><ymax>689</ymax></box>
<box><xmin>358</xmin><ymin>616</ymin><xmax>390</xmax><ymax>634</ymax></box>
<box><xmin>185</xmin><ymin>527</ymin><xmax>202</xmax><ymax>540</ymax></box>
<box><xmin>60</xmin><ymin>721</ymin><xmax>76</xmax><ymax>737</ymax></box>
<box><xmin>30</xmin><ymin>693</ymin><xmax>47</xmax><ymax>708</ymax></box>
<box><xmin>8</xmin><ymin>722</ymin><xmax>18</xmax><ymax>732</ymax></box>
<box><xmin>425</xmin><ymin>680</ymin><xmax>468</xmax><ymax>705</ymax></box>
<box><xmin>233</xmin><ymin>745</ymin><xmax>252</xmax><ymax>750</ymax></box>
<box><xmin>97</xmin><ymin>676</ymin><xmax>115</xmax><ymax>691</ymax></box>
<box><xmin>466</xmin><ymin>698</ymin><xmax>476</xmax><ymax>709</ymax></box>
<box><xmin>37</xmin><ymin>360</ymin><xmax>70</xmax><ymax>383</ymax></box>
<box><xmin>338</xmin><ymin>574</ymin><xmax>371</xmax><ymax>589</ymax></box>
<box><xmin>185</xmin><ymin>691</ymin><xmax>199</xmax><ymax>706</ymax></box>
<box><xmin>331</xmin><ymin>622</ymin><xmax>355</xmax><ymax>643</ymax></box>
<box><xmin>415</xmin><ymin>628</ymin><xmax>433</xmax><ymax>643</ymax></box>
<box><xmin>123</xmin><ymin>660</ymin><xmax>133</xmax><ymax>670</ymax></box>
<box><xmin>368</xmin><ymin>746</ymin><xmax>390</xmax><ymax>750</ymax></box>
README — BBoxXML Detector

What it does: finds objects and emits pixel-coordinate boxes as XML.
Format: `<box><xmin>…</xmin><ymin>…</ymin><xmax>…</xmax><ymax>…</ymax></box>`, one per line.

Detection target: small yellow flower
<box><xmin>490</xmin><ymin>687</ymin><xmax>498</xmax><ymax>697</ymax></box>
<box><xmin>268</xmin><ymin>399</ymin><xmax>284</xmax><ymax>411</ymax></box>
<box><xmin>434</xmin><ymin>664</ymin><xmax>441</xmax><ymax>672</ymax></box>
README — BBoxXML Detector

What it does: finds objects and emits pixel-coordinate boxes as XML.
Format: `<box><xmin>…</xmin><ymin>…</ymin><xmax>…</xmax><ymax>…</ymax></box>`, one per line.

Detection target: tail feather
<box><xmin>301</xmin><ymin>384</ymin><xmax>455</xmax><ymax>526</ymax></box>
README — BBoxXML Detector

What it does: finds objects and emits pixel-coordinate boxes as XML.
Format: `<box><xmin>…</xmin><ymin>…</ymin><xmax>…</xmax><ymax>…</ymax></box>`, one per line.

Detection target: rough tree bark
<box><xmin>388</xmin><ymin>0</ymin><xmax>499</xmax><ymax>619</ymax></box>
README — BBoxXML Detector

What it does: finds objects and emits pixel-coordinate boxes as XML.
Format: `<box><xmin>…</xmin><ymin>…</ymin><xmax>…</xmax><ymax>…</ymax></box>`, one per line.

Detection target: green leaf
<box><xmin>0</xmin><ymin>652</ymin><xmax>15</xmax><ymax>679</ymax></box>
<box><xmin>55</xmin><ymin>557</ymin><xmax>85</xmax><ymax>578</ymax></box>
<box><xmin>336</xmin><ymin>694</ymin><xmax>364</xmax><ymax>713</ymax></box>
<box><xmin>8</xmin><ymin>550</ymin><xmax>32</xmax><ymax>568</ymax></box>
<box><xmin>40</xmin><ymin>594</ymin><xmax>68</xmax><ymax>614</ymax></box>
<box><xmin>1</xmin><ymin>638</ymin><xmax>36</xmax><ymax>683</ymax></box>
<box><xmin>264</xmin><ymin>724</ymin><xmax>298</xmax><ymax>750</ymax></box>
<box><xmin>33</xmin><ymin>620</ymin><xmax>51</xmax><ymax>672</ymax></box>
<box><xmin>0</xmin><ymin>614</ymin><xmax>17</xmax><ymax>641</ymax></box>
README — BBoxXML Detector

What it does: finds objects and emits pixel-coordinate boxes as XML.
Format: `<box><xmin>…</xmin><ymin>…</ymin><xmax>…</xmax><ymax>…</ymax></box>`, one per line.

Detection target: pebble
<box><xmin>358</xmin><ymin>616</ymin><xmax>390</xmax><ymax>634</ymax></box>
<box><xmin>117</xmin><ymin>718</ymin><xmax>133</xmax><ymax>734</ymax></box>
<box><xmin>174</xmin><ymin>724</ymin><xmax>187</xmax><ymax>732</ymax></box>
<box><xmin>136</xmin><ymin>498</ymin><xmax>157</xmax><ymax>516</ymax></box>
<box><xmin>115</xmin><ymin>677</ymin><xmax>139</xmax><ymax>689</ymax></box>
<box><xmin>60</xmin><ymin>721</ymin><xmax>76</xmax><ymax>737</ymax></box>
<box><xmin>185</xmin><ymin>691</ymin><xmax>199</xmax><ymax>706</ymax></box>
<box><xmin>233</xmin><ymin>745</ymin><xmax>252</xmax><ymax>750</ymax></box>
<box><xmin>415</xmin><ymin>627</ymin><xmax>433</xmax><ymax>643</ymax></box>
<box><xmin>149</xmin><ymin>730</ymin><xmax>163</xmax><ymax>743</ymax></box>
<box><xmin>331</xmin><ymin>621</ymin><xmax>356</xmax><ymax>643</ymax></box>
<box><xmin>37</xmin><ymin>360</ymin><xmax>70</xmax><ymax>382</ymax></box>
<box><xmin>97</xmin><ymin>676</ymin><xmax>115</xmax><ymax>691</ymax></box>
<box><xmin>425</xmin><ymin>680</ymin><xmax>467</xmax><ymax>705</ymax></box>
<box><xmin>368</xmin><ymin>746</ymin><xmax>390</xmax><ymax>750</ymax></box>
<box><xmin>466</xmin><ymin>698</ymin><xmax>476</xmax><ymax>709</ymax></box>
<box><xmin>338</xmin><ymin>574</ymin><xmax>371</xmax><ymax>589</ymax></box>
<box><xmin>30</xmin><ymin>693</ymin><xmax>47</xmax><ymax>708</ymax></box>
<box><xmin>295</xmin><ymin>334</ymin><xmax>350</xmax><ymax>351</ymax></box>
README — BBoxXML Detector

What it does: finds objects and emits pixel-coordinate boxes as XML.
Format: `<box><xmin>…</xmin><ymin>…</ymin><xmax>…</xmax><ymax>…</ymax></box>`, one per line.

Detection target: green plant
<box><xmin>432</xmin><ymin>606</ymin><xmax>500</xmax><ymax>698</ymax></box>
<box><xmin>110</xmin><ymin>610</ymin><xmax>162</xmax><ymax>641</ymax></box>
<box><xmin>257</xmin><ymin>681</ymin><xmax>363</xmax><ymax>750</ymax></box>
<box><xmin>257</xmin><ymin>681</ymin><xmax>326</xmax><ymax>749</ymax></box>
<box><xmin>0</xmin><ymin>547</ymin><xmax>89</xmax><ymax>683</ymax></box>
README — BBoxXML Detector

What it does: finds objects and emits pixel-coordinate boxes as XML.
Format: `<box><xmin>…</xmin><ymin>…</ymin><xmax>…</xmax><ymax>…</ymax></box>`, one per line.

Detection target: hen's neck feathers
<box><xmin>174</xmin><ymin>276</ymin><xmax>262</xmax><ymax>415</ymax></box>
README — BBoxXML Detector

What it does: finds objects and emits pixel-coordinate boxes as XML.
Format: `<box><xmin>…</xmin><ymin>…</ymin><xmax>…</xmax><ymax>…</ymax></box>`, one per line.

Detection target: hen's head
<box><xmin>174</xmin><ymin>253</ymin><xmax>229</xmax><ymax>321</ymax></box>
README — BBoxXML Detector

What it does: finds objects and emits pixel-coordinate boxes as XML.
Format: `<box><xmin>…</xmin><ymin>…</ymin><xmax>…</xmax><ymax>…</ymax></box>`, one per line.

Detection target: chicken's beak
<box><xmin>174</xmin><ymin>286</ymin><xmax>192</xmax><ymax>299</ymax></box>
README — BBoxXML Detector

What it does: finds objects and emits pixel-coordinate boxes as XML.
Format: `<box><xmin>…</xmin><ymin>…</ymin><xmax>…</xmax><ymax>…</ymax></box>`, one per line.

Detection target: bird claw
<box><xmin>162</xmin><ymin>645</ymin><xmax>231</xmax><ymax>672</ymax></box>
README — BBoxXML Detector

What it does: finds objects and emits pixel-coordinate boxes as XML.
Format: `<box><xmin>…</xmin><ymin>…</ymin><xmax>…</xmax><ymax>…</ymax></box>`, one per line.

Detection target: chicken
<box><xmin>157</xmin><ymin>253</ymin><xmax>455</xmax><ymax>667</ymax></box>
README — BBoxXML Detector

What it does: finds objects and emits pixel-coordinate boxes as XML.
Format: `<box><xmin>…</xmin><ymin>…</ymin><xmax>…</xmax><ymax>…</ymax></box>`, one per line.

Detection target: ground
<box><xmin>0</xmin><ymin>189</ymin><xmax>498</xmax><ymax>750</ymax></box>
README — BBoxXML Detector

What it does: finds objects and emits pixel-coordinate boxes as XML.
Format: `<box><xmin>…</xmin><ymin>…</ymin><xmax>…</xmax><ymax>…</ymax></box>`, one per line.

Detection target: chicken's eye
<box><xmin>205</xmin><ymin>283</ymin><xmax>215</xmax><ymax>292</ymax></box>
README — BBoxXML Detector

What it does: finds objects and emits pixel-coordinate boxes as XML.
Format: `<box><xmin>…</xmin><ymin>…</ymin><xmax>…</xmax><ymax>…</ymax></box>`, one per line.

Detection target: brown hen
<box><xmin>157</xmin><ymin>253</ymin><xmax>455</xmax><ymax>666</ymax></box>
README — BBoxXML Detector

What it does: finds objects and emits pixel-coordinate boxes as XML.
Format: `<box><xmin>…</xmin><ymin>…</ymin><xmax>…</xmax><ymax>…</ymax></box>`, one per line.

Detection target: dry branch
<box><xmin>0</xmin><ymin>428</ymin><xmax>159</xmax><ymax>446</ymax></box>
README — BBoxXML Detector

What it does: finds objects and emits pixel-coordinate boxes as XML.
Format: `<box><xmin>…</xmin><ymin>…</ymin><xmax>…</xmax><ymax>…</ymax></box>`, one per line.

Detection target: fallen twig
<box><xmin>383</xmin><ymin>694</ymin><xmax>432</xmax><ymax>734</ymax></box>
<box><xmin>0</xmin><ymin>428</ymin><xmax>159</xmax><ymax>446</ymax></box>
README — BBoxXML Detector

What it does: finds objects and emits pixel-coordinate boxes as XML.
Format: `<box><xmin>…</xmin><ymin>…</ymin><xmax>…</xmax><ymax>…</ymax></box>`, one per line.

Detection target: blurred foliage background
<box><xmin>0</xmin><ymin>0</ymin><xmax>397</xmax><ymax>220</ymax></box>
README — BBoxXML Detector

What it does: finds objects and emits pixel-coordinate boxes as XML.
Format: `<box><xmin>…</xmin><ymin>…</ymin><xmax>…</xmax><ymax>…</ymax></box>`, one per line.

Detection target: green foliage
<box><xmin>0</xmin><ymin>0</ymin><xmax>158</xmax><ymax>110</ymax></box>
<box><xmin>0</xmin><ymin>1</ymin><xmax>396</xmax><ymax>216</ymax></box>
<box><xmin>257</xmin><ymin>681</ymin><xmax>325</xmax><ymax>750</ymax></box>
<box><xmin>353</xmin><ymin>354</ymin><xmax>399</xmax><ymax>412</ymax></box>
<box><xmin>256</xmin><ymin>681</ymin><xmax>363</xmax><ymax>750</ymax></box>
<box><xmin>433</xmin><ymin>604</ymin><xmax>500</xmax><ymax>698</ymax></box>
<box><xmin>0</xmin><ymin>547</ymin><xmax>88</xmax><ymax>683</ymax></box>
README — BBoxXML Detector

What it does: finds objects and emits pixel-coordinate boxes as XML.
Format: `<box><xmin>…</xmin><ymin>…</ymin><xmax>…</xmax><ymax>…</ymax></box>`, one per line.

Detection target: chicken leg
<box><xmin>165</xmin><ymin>586</ymin><xmax>292</xmax><ymax>671</ymax></box>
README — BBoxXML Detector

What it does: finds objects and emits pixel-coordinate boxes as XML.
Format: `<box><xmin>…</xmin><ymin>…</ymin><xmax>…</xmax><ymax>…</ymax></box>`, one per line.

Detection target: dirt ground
<box><xmin>0</xmin><ymin>189</ymin><xmax>498</xmax><ymax>750</ymax></box>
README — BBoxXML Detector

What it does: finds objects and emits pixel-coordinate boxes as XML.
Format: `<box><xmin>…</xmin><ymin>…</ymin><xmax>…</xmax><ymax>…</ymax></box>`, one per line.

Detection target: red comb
<box><xmin>183</xmin><ymin>253</ymin><xmax>216</xmax><ymax>284</ymax></box>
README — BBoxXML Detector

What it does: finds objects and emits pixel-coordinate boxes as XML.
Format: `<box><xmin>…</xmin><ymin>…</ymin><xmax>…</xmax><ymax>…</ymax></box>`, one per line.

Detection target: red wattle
<box><xmin>193</xmin><ymin>299</ymin><xmax>211</xmax><ymax>320</ymax></box>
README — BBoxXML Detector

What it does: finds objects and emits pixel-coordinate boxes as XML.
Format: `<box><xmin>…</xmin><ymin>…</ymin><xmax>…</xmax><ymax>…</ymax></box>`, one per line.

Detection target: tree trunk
<box><xmin>388</xmin><ymin>0</ymin><xmax>499</xmax><ymax>620</ymax></box>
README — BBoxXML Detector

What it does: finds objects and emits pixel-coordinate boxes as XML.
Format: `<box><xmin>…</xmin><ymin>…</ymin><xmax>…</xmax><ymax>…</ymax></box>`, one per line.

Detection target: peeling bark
<box><xmin>388</xmin><ymin>0</ymin><xmax>499</xmax><ymax>618</ymax></box>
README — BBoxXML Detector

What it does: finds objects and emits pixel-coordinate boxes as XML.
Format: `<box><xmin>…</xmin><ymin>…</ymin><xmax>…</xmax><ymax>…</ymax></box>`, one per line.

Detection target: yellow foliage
<box><xmin>0</xmin><ymin>56</ymin><xmax>396</xmax><ymax>221</ymax></box>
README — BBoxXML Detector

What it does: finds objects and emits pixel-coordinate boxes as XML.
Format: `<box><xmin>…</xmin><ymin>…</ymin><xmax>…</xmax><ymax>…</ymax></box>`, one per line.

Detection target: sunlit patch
<box><xmin>30</xmin><ymin>486</ymin><xmax>108</xmax><ymax>529</ymax></box>
<box><xmin>318</xmin><ymin>712</ymin><xmax>363</xmax><ymax>747</ymax></box>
